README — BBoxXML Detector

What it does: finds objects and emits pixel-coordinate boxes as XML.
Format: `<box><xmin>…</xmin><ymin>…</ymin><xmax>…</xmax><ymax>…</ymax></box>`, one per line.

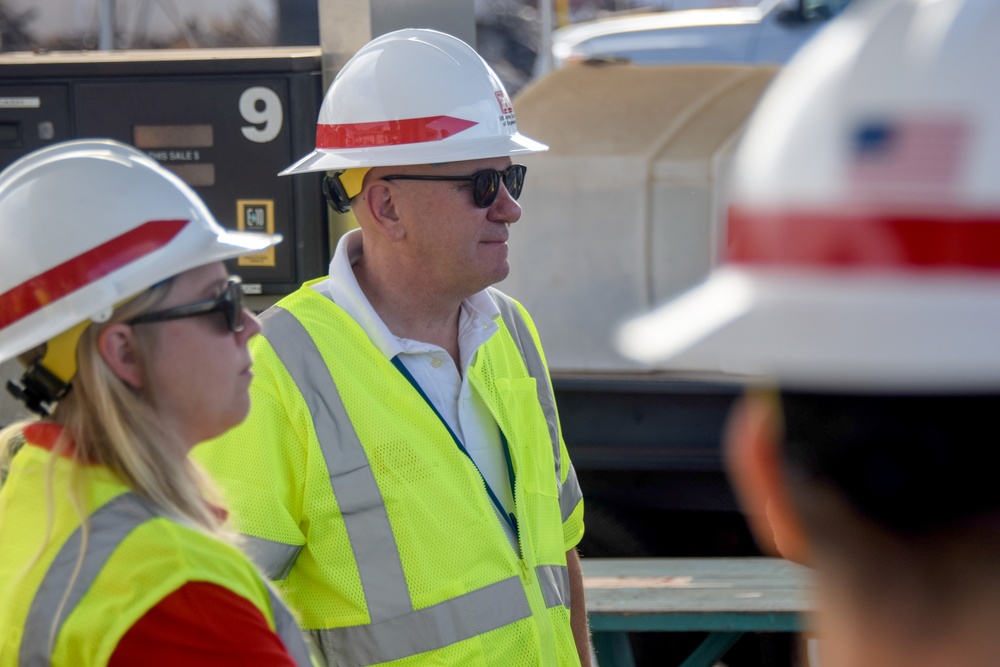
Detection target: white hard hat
<box><xmin>618</xmin><ymin>0</ymin><xmax>1000</xmax><ymax>392</ymax></box>
<box><xmin>0</xmin><ymin>139</ymin><xmax>281</xmax><ymax>367</ymax></box>
<box><xmin>280</xmin><ymin>28</ymin><xmax>548</xmax><ymax>175</ymax></box>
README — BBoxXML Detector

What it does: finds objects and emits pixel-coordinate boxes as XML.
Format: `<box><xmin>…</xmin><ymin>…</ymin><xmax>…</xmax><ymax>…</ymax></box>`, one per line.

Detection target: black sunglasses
<box><xmin>381</xmin><ymin>164</ymin><xmax>527</xmax><ymax>209</ymax></box>
<box><xmin>127</xmin><ymin>276</ymin><xmax>247</xmax><ymax>333</ymax></box>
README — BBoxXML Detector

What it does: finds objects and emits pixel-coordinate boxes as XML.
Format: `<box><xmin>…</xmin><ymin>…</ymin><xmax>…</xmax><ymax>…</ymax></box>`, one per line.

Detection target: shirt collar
<box><xmin>315</xmin><ymin>229</ymin><xmax>501</xmax><ymax>361</ymax></box>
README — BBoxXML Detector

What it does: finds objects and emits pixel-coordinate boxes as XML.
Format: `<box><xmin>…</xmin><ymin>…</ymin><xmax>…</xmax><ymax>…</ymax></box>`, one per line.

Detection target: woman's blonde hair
<box><xmin>1</xmin><ymin>279</ymin><xmax>225</xmax><ymax>533</ymax></box>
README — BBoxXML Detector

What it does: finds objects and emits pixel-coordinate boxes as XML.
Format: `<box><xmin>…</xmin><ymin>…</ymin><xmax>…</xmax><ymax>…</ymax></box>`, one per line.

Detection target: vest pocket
<box><xmin>495</xmin><ymin>378</ymin><xmax>558</xmax><ymax>499</ymax></box>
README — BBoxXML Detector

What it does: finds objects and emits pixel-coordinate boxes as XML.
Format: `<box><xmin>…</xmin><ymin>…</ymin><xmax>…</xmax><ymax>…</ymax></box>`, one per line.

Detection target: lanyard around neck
<box><xmin>390</xmin><ymin>356</ymin><xmax>519</xmax><ymax>539</ymax></box>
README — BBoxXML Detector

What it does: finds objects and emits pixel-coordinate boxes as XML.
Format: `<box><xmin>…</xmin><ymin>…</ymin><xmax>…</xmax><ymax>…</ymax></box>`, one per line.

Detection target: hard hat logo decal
<box><xmin>0</xmin><ymin>219</ymin><xmax>188</xmax><ymax>329</ymax></box>
<box><xmin>495</xmin><ymin>91</ymin><xmax>513</xmax><ymax>116</ymax></box>
<box><xmin>316</xmin><ymin>116</ymin><xmax>478</xmax><ymax>150</ymax></box>
<box><xmin>848</xmin><ymin>118</ymin><xmax>968</xmax><ymax>202</ymax></box>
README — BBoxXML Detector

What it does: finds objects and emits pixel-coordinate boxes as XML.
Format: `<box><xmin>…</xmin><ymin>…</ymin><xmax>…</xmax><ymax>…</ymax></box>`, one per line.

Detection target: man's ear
<box><xmin>97</xmin><ymin>323</ymin><xmax>145</xmax><ymax>389</ymax></box>
<box><xmin>724</xmin><ymin>393</ymin><xmax>811</xmax><ymax>564</ymax></box>
<box><xmin>361</xmin><ymin>182</ymin><xmax>406</xmax><ymax>241</ymax></box>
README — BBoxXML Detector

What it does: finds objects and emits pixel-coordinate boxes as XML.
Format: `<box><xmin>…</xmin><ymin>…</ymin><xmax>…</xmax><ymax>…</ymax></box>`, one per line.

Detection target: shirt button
<box><xmin>431</xmin><ymin>357</ymin><xmax>443</xmax><ymax>368</ymax></box>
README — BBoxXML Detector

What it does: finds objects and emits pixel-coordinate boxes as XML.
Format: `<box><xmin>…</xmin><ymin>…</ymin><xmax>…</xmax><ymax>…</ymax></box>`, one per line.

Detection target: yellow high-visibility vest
<box><xmin>0</xmin><ymin>441</ymin><xmax>312</xmax><ymax>666</ymax></box>
<box><xmin>195</xmin><ymin>283</ymin><xmax>585</xmax><ymax>666</ymax></box>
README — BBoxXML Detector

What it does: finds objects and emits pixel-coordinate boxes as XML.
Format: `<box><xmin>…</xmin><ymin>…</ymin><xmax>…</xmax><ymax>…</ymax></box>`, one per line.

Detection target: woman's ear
<box><xmin>724</xmin><ymin>393</ymin><xmax>812</xmax><ymax>564</ymax></box>
<box><xmin>97</xmin><ymin>323</ymin><xmax>145</xmax><ymax>389</ymax></box>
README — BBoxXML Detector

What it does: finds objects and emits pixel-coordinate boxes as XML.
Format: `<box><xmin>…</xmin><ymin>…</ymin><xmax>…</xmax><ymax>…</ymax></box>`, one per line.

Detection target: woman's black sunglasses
<box><xmin>381</xmin><ymin>164</ymin><xmax>527</xmax><ymax>209</ymax></box>
<box><xmin>127</xmin><ymin>276</ymin><xmax>246</xmax><ymax>333</ymax></box>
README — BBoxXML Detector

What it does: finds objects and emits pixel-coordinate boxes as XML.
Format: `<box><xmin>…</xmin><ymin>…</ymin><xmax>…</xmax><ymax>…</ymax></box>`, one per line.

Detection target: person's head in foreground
<box><xmin>281</xmin><ymin>28</ymin><xmax>547</xmax><ymax>300</ymax></box>
<box><xmin>618</xmin><ymin>0</ymin><xmax>1000</xmax><ymax>664</ymax></box>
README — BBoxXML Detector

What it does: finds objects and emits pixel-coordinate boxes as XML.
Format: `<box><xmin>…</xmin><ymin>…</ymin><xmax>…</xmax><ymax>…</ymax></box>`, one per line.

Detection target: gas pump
<box><xmin>0</xmin><ymin>47</ymin><xmax>325</xmax><ymax>295</ymax></box>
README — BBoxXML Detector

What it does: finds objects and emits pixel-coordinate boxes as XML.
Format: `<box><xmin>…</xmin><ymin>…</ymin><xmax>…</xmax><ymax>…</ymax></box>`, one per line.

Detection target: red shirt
<box><xmin>110</xmin><ymin>582</ymin><xmax>298</xmax><ymax>666</ymax></box>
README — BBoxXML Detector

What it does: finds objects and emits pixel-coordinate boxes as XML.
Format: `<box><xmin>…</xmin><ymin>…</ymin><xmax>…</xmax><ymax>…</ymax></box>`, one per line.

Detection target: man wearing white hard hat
<box><xmin>195</xmin><ymin>29</ymin><xmax>589</xmax><ymax>666</ymax></box>
<box><xmin>619</xmin><ymin>0</ymin><xmax>1000</xmax><ymax>665</ymax></box>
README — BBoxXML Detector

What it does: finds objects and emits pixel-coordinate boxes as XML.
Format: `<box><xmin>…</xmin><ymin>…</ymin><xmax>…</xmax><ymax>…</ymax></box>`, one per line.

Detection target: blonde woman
<box><xmin>0</xmin><ymin>140</ymin><xmax>312</xmax><ymax>666</ymax></box>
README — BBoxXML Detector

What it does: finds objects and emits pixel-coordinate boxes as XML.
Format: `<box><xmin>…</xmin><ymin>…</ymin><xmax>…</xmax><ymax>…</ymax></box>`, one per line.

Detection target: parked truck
<box><xmin>502</xmin><ymin>61</ymin><xmax>781</xmax><ymax>557</ymax></box>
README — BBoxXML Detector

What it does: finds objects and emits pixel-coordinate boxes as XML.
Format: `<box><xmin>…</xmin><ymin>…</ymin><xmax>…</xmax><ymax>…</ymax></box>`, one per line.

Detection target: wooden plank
<box><xmin>582</xmin><ymin>558</ymin><xmax>812</xmax><ymax>618</ymax></box>
<box><xmin>582</xmin><ymin>558</ymin><xmax>813</xmax><ymax>667</ymax></box>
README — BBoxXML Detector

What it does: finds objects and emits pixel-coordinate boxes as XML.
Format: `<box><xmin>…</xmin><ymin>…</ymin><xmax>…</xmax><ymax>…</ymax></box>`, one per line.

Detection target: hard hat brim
<box><xmin>279</xmin><ymin>133</ymin><xmax>549</xmax><ymax>176</ymax></box>
<box><xmin>617</xmin><ymin>267</ymin><xmax>1000</xmax><ymax>392</ymax></box>
<box><xmin>0</xmin><ymin>230</ymin><xmax>281</xmax><ymax>367</ymax></box>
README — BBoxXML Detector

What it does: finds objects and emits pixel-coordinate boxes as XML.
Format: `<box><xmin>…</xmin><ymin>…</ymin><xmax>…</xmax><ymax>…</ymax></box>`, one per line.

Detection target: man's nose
<box><xmin>487</xmin><ymin>182</ymin><xmax>521</xmax><ymax>223</ymax></box>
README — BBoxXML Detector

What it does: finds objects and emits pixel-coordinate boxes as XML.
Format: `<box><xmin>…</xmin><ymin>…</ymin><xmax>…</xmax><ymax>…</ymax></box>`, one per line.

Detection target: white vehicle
<box><xmin>543</xmin><ymin>0</ymin><xmax>852</xmax><ymax>73</ymax></box>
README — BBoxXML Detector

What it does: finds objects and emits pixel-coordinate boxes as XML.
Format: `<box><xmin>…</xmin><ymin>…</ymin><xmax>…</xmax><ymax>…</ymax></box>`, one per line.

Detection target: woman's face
<box><xmin>138</xmin><ymin>262</ymin><xmax>261</xmax><ymax>448</ymax></box>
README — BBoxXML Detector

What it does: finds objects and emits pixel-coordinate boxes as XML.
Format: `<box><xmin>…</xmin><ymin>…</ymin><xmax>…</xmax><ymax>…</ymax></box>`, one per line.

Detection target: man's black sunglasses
<box><xmin>381</xmin><ymin>164</ymin><xmax>527</xmax><ymax>209</ymax></box>
<box><xmin>127</xmin><ymin>276</ymin><xmax>247</xmax><ymax>333</ymax></box>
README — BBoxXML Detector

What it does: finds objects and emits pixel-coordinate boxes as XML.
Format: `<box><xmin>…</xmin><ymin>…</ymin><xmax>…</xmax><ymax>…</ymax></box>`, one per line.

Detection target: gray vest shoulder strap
<box><xmin>487</xmin><ymin>288</ymin><xmax>583</xmax><ymax>523</ymax></box>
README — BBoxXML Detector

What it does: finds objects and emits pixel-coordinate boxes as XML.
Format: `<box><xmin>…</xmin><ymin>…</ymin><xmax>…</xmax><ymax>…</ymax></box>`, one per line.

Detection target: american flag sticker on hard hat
<box><xmin>848</xmin><ymin>118</ymin><xmax>968</xmax><ymax>202</ymax></box>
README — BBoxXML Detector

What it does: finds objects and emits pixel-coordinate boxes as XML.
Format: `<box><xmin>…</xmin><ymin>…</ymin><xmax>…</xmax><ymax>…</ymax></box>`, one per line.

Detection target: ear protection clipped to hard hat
<box><xmin>322</xmin><ymin>168</ymin><xmax>370</xmax><ymax>213</ymax></box>
<box><xmin>323</xmin><ymin>174</ymin><xmax>352</xmax><ymax>213</ymax></box>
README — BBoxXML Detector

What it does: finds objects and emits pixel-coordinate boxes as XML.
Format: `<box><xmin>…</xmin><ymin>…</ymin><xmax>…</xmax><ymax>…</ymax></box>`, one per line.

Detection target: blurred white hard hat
<box><xmin>618</xmin><ymin>0</ymin><xmax>1000</xmax><ymax>392</ymax></box>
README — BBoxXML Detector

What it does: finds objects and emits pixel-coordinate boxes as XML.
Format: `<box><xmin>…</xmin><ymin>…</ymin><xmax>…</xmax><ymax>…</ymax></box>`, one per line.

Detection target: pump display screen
<box><xmin>134</xmin><ymin>124</ymin><xmax>213</xmax><ymax>148</ymax></box>
<box><xmin>134</xmin><ymin>124</ymin><xmax>215</xmax><ymax>186</ymax></box>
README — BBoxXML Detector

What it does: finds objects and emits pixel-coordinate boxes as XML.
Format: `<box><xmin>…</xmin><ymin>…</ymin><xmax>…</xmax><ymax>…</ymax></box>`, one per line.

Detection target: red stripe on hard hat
<box><xmin>729</xmin><ymin>207</ymin><xmax>1000</xmax><ymax>269</ymax></box>
<box><xmin>316</xmin><ymin>116</ymin><xmax>478</xmax><ymax>149</ymax></box>
<box><xmin>0</xmin><ymin>220</ymin><xmax>188</xmax><ymax>329</ymax></box>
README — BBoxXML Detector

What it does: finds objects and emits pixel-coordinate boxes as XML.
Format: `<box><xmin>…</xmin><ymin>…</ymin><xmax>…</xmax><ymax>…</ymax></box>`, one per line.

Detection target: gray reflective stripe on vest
<box><xmin>20</xmin><ymin>493</ymin><xmax>160</xmax><ymax>667</ymax></box>
<box><xmin>240</xmin><ymin>532</ymin><xmax>303</xmax><ymax>580</ymax></box>
<box><xmin>261</xmin><ymin>306</ymin><xmax>413</xmax><ymax>622</ymax></box>
<box><xmin>19</xmin><ymin>492</ymin><xmax>312</xmax><ymax>667</ymax></box>
<box><xmin>489</xmin><ymin>289</ymin><xmax>584</xmax><ymax>523</ymax></box>
<box><xmin>536</xmin><ymin>564</ymin><xmax>571</xmax><ymax>610</ymax></box>
<box><xmin>560</xmin><ymin>465</ymin><xmax>583</xmax><ymax>523</ymax></box>
<box><xmin>266</xmin><ymin>586</ymin><xmax>316</xmax><ymax>667</ymax></box>
<box><xmin>309</xmin><ymin>570</ymin><xmax>571</xmax><ymax>667</ymax></box>
<box><xmin>311</xmin><ymin>574</ymin><xmax>533</xmax><ymax>666</ymax></box>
